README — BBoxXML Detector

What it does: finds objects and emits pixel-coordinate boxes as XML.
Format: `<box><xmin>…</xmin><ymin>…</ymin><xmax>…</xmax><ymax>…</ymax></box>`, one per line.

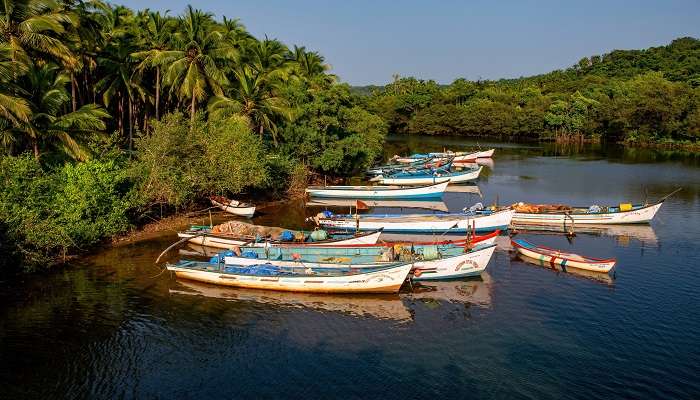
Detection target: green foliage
<box><xmin>281</xmin><ymin>83</ymin><xmax>387</xmax><ymax>175</ymax></box>
<box><xmin>364</xmin><ymin>38</ymin><xmax>700</xmax><ymax>144</ymax></box>
<box><xmin>132</xmin><ymin>112</ymin><xmax>267</xmax><ymax>207</ymax></box>
<box><xmin>0</xmin><ymin>154</ymin><xmax>134</xmax><ymax>271</ymax></box>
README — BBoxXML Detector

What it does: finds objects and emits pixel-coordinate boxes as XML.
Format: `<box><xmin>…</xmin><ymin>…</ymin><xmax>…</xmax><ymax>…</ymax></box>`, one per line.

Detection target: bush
<box><xmin>132</xmin><ymin>112</ymin><xmax>268</xmax><ymax>208</ymax></box>
<box><xmin>0</xmin><ymin>154</ymin><xmax>135</xmax><ymax>271</ymax></box>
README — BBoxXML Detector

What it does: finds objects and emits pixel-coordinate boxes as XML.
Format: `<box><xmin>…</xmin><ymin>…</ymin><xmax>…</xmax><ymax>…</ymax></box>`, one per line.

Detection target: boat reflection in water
<box><xmin>170</xmin><ymin>279</ymin><xmax>414</xmax><ymax>322</ymax></box>
<box><xmin>404</xmin><ymin>272</ymin><xmax>493</xmax><ymax>308</ymax></box>
<box><xmin>513</xmin><ymin>254</ymin><xmax>615</xmax><ymax>286</ymax></box>
<box><xmin>509</xmin><ymin>223</ymin><xmax>659</xmax><ymax>247</ymax></box>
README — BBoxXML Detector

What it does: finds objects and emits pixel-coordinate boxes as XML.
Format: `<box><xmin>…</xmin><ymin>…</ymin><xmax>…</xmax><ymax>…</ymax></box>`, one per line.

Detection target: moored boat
<box><xmin>314</xmin><ymin>209</ymin><xmax>514</xmax><ymax>233</ymax></box>
<box><xmin>371</xmin><ymin>166</ymin><xmax>483</xmax><ymax>185</ymax></box>
<box><xmin>166</xmin><ymin>260</ymin><xmax>412</xmax><ymax>293</ymax></box>
<box><xmin>178</xmin><ymin>220</ymin><xmax>383</xmax><ymax>249</ymax></box>
<box><xmin>219</xmin><ymin>241</ymin><xmax>497</xmax><ymax>281</ymax></box>
<box><xmin>210</xmin><ymin>196</ymin><xmax>256</xmax><ymax>218</ymax></box>
<box><xmin>305</xmin><ymin>181</ymin><xmax>449</xmax><ymax>199</ymax></box>
<box><xmin>511</xmin><ymin>201</ymin><xmax>664</xmax><ymax>225</ymax></box>
<box><xmin>511</xmin><ymin>239</ymin><xmax>616</xmax><ymax>273</ymax></box>
<box><xmin>393</xmin><ymin>149</ymin><xmax>495</xmax><ymax>163</ymax></box>
<box><xmin>178</xmin><ymin>229</ymin><xmax>383</xmax><ymax>249</ymax></box>
<box><xmin>306</xmin><ymin>198</ymin><xmax>450</xmax><ymax>212</ymax></box>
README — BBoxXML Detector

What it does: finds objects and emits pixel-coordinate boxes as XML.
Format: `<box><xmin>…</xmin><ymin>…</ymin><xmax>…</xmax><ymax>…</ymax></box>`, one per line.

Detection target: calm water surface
<box><xmin>1</xmin><ymin>137</ymin><xmax>699</xmax><ymax>399</ymax></box>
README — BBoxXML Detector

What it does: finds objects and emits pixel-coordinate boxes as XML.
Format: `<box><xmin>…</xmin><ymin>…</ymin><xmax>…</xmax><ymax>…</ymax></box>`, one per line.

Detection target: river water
<box><xmin>1</xmin><ymin>137</ymin><xmax>699</xmax><ymax>399</ymax></box>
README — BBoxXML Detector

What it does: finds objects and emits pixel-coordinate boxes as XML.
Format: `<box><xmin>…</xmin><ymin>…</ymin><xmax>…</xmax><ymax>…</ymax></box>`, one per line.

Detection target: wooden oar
<box><xmin>155</xmin><ymin>232</ymin><xmax>208</xmax><ymax>264</ymax></box>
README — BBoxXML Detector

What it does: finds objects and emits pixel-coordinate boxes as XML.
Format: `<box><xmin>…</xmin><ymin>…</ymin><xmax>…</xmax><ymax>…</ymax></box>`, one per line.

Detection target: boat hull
<box><xmin>168</xmin><ymin>263</ymin><xmax>412</xmax><ymax>293</ymax></box>
<box><xmin>224</xmin><ymin>244</ymin><xmax>497</xmax><ymax>281</ymax></box>
<box><xmin>376</xmin><ymin>167</ymin><xmax>482</xmax><ymax>185</ymax></box>
<box><xmin>305</xmin><ymin>181</ymin><xmax>449</xmax><ymax>199</ymax></box>
<box><xmin>178</xmin><ymin>230</ymin><xmax>383</xmax><ymax>249</ymax></box>
<box><xmin>512</xmin><ymin>240</ymin><xmax>616</xmax><ymax>273</ymax></box>
<box><xmin>211</xmin><ymin>199</ymin><xmax>256</xmax><ymax>218</ymax></box>
<box><xmin>412</xmin><ymin>245</ymin><xmax>496</xmax><ymax>281</ymax></box>
<box><xmin>318</xmin><ymin>209</ymin><xmax>514</xmax><ymax>233</ymax></box>
<box><xmin>512</xmin><ymin>202</ymin><xmax>663</xmax><ymax>225</ymax></box>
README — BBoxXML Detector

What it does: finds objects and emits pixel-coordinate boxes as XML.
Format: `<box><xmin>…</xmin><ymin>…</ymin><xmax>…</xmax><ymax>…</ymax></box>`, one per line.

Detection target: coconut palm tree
<box><xmin>209</xmin><ymin>65</ymin><xmax>291</xmax><ymax>145</ymax></box>
<box><xmin>0</xmin><ymin>44</ymin><xmax>31</xmax><ymax>151</ymax></box>
<box><xmin>162</xmin><ymin>6</ymin><xmax>237</xmax><ymax>122</ymax></box>
<box><xmin>132</xmin><ymin>9</ymin><xmax>173</xmax><ymax>120</ymax></box>
<box><xmin>0</xmin><ymin>0</ymin><xmax>76</xmax><ymax>67</ymax></box>
<box><xmin>11</xmin><ymin>63</ymin><xmax>108</xmax><ymax>160</ymax></box>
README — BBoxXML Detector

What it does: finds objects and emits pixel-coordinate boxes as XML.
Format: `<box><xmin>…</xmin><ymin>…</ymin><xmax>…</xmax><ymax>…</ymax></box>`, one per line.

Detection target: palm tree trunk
<box><xmin>32</xmin><ymin>138</ymin><xmax>40</xmax><ymax>160</ymax></box>
<box><xmin>128</xmin><ymin>96</ymin><xmax>133</xmax><ymax>152</ymax></box>
<box><xmin>191</xmin><ymin>93</ymin><xmax>196</xmax><ymax>124</ymax></box>
<box><xmin>155</xmin><ymin>66</ymin><xmax>160</xmax><ymax>120</ymax></box>
<box><xmin>71</xmin><ymin>73</ymin><xmax>77</xmax><ymax>112</ymax></box>
<box><xmin>118</xmin><ymin>94</ymin><xmax>123</xmax><ymax>136</ymax></box>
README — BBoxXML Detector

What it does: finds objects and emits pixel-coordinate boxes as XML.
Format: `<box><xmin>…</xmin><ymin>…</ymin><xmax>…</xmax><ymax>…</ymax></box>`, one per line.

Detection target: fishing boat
<box><xmin>306</xmin><ymin>198</ymin><xmax>450</xmax><ymax>212</ymax></box>
<box><xmin>178</xmin><ymin>229</ymin><xmax>383</xmax><ymax>249</ymax></box>
<box><xmin>515</xmin><ymin>254</ymin><xmax>615</xmax><ymax>285</ymax></box>
<box><xmin>314</xmin><ymin>209</ymin><xmax>514</xmax><ymax>233</ymax></box>
<box><xmin>166</xmin><ymin>260</ymin><xmax>413</xmax><ymax>293</ymax></box>
<box><xmin>511</xmin><ymin>201</ymin><xmax>664</xmax><ymax>225</ymax></box>
<box><xmin>511</xmin><ymin>239</ymin><xmax>616</xmax><ymax>273</ymax></box>
<box><xmin>178</xmin><ymin>220</ymin><xmax>383</xmax><ymax>249</ymax></box>
<box><xmin>305</xmin><ymin>181</ymin><xmax>449</xmax><ymax>199</ymax></box>
<box><xmin>210</xmin><ymin>196</ymin><xmax>256</xmax><ymax>218</ymax></box>
<box><xmin>371</xmin><ymin>166</ymin><xmax>483</xmax><ymax>185</ymax></box>
<box><xmin>366</xmin><ymin>157</ymin><xmax>451</xmax><ymax>176</ymax></box>
<box><xmin>393</xmin><ymin>149</ymin><xmax>494</xmax><ymax>163</ymax></box>
<box><xmin>220</xmin><ymin>241</ymin><xmax>497</xmax><ymax>281</ymax></box>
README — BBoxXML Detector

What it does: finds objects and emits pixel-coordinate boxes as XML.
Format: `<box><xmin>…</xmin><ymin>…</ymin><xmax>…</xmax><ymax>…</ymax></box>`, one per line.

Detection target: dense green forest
<box><xmin>0</xmin><ymin>0</ymin><xmax>385</xmax><ymax>271</ymax></box>
<box><xmin>361</xmin><ymin>37</ymin><xmax>700</xmax><ymax>143</ymax></box>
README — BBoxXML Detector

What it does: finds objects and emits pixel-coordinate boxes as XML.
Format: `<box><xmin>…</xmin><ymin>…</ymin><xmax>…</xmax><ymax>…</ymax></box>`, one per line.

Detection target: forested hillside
<box><xmin>362</xmin><ymin>37</ymin><xmax>700</xmax><ymax>143</ymax></box>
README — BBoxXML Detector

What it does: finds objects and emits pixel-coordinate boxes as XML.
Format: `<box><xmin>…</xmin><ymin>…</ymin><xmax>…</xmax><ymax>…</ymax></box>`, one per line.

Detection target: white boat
<box><xmin>222</xmin><ymin>244</ymin><xmax>497</xmax><ymax>281</ymax></box>
<box><xmin>177</xmin><ymin>229</ymin><xmax>383</xmax><ymax>249</ymax></box>
<box><xmin>512</xmin><ymin>239</ymin><xmax>616</xmax><ymax>273</ymax></box>
<box><xmin>306</xmin><ymin>198</ymin><xmax>449</xmax><ymax>212</ymax></box>
<box><xmin>511</xmin><ymin>201</ymin><xmax>663</xmax><ymax>225</ymax></box>
<box><xmin>305</xmin><ymin>181</ymin><xmax>449</xmax><ymax>199</ymax></box>
<box><xmin>210</xmin><ymin>196</ymin><xmax>255</xmax><ymax>218</ymax></box>
<box><xmin>372</xmin><ymin>166</ymin><xmax>482</xmax><ymax>185</ymax></box>
<box><xmin>412</xmin><ymin>244</ymin><xmax>496</xmax><ymax>281</ymax></box>
<box><xmin>166</xmin><ymin>261</ymin><xmax>412</xmax><ymax>293</ymax></box>
<box><xmin>394</xmin><ymin>149</ymin><xmax>495</xmax><ymax>163</ymax></box>
<box><xmin>314</xmin><ymin>209</ymin><xmax>514</xmax><ymax>233</ymax></box>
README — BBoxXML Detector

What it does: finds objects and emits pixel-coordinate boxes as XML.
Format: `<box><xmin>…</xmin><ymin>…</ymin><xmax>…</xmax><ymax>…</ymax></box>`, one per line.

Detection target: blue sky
<box><xmin>114</xmin><ymin>0</ymin><xmax>700</xmax><ymax>85</ymax></box>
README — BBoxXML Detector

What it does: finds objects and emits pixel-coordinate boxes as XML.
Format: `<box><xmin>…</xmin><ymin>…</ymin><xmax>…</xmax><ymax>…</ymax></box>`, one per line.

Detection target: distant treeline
<box><xmin>356</xmin><ymin>37</ymin><xmax>700</xmax><ymax>144</ymax></box>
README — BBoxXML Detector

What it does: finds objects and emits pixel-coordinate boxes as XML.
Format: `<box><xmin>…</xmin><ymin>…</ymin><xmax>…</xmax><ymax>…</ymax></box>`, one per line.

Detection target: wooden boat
<box><xmin>371</xmin><ymin>166</ymin><xmax>483</xmax><ymax>185</ymax></box>
<box><xmin>515</xmin><ymin>254</ymin><xmax>615</xmax><ymax>285</ymax></box>
<box><xmin>314</xmin><ymin>209</ymin><xmax>514</xmax><ymax>233</ymax></box>
<box><xmin>305</xmin><ymin>181</ymin><xmax>449</xmax><ymax>199</ymax></box>
<box><xmin>166</xmin><ymin>260</ymin><xmax>412</xmax><ymax>293</ymax></box>
<box><xmin>221</xmin><ymin>242</ymin><xmax>496</xmax><ymax>281</ymax></box>
<box><xmin>366</xmin><ymin>157</ymin><xmax>451</xmax><ymax>176</ymax></box>
<box><xmin>393</xmin><ymin>149</ymin><xmax>494</xmax><ymax>163</ymax></box>
<box><xmin>511</xmin><ymin>201</ymin><xmax>663</xmax><ymax>225</ymax></box>
<box><xmin>210</xmin><ymin>196</ymin><xmax>256</xmax><ymax>218</ymax></box>
<box><xmin>511</xmin><ymin>239</ymin><xmax>616</xmax><ymax>273</ymax></box>
<box><xmin>178</xmin><ymin>228</ymin><xmax>383</xmax><ymax>249</ymax></box>
<box><xmin>307</xmin><ymin>198</ymin><xmax>450</xmax><ymax>212</ymax></box>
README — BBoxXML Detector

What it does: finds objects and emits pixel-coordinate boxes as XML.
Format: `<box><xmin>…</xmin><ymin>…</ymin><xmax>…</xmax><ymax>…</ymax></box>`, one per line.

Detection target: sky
<box><xmin>115</xmin><ymin>0</ymin><xmax>700</xmax><ymax>85</ymax></box>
